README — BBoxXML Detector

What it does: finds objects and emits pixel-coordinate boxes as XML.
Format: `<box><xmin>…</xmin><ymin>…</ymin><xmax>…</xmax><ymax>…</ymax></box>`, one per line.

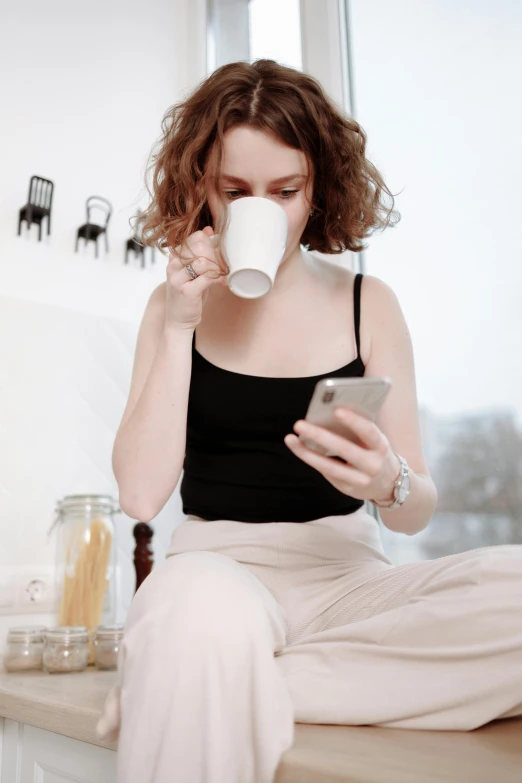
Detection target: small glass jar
<box><xmin>42</xmin><ymin>626</ymin><xmax>89</xmax><ymax>673</ymax></box>
<box><xmin>3</xmin><ymin>626</ymin><xmax>46</xmax><ymax>672</ymax></box>
<box><xmin>93</xmin><ymin>624</ymin><xmax>124</xmax><ymax>670</ymax></box>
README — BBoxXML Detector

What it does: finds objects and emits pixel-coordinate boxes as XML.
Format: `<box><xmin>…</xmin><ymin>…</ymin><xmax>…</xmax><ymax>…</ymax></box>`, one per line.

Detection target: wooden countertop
<box><xmin>1</xmin><ymin>667</ymin><xmax>521</xmax><ymax>781</ymax></box>
<box><xmin>0</xmin><ymin>667</ymin><xmax>118</xmax><ymax>751</ymax></box>
<box><xmin>277</xmin><ymin>718</ymin><xmax>522</xmax><ymax>783</ymax></box>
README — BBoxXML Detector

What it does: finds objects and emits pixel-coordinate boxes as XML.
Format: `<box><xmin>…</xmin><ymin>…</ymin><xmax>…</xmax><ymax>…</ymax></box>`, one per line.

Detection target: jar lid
<box><xmin>49</xmin><ymin>495</ymin><xmax>121</xmax><ymax>535</ymax></box>
<box><xmin>44</xmin><ymin>626</ymin><xmax>89</xmax><ymax>643</ymax></box>
<box><xmin>93</xmin><ymin>624</ymin><xmax>125</xmax><ymax>640</ymax></box>
<box><xmin>56</xmin><ymin>495</ymin><xmax>120</xmax><ymax>515</ymax></box>
<box><xmin>7</xmin><ymin>626</ymin><xmax>47</xmax><ymax>643</ymax></box>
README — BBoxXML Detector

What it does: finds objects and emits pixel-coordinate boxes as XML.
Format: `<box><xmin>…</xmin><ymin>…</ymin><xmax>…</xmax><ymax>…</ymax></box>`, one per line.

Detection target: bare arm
<box><xmin>112</xmin><ymin>283</ymin><xmax>194</xmax><ymax>522</ymax></box>
<box><xmin>113</xmin><ymin>227</ymin><xmax>225</xmax><ymax>522</ymax></box>
<box><xmin>363</xmin><ymin>275</ymin><xmax>438</xmax><ymax>535</ymax></box>
<box><xmin>285</xmin><ymin>273</ymin><xmax>436</xmax><ymax>535</ymax></box>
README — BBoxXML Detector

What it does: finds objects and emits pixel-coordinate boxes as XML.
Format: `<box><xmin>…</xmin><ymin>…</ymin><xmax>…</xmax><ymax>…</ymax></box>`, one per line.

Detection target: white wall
<box><xmin>1</xmin><ymin>0</ymin><xmax>206</xmax><ymax>263</ymax></box>
<box><xmin>0</xmin><ymin>0</ymin><xmax>207</xmax><ymax>648</ymax></box>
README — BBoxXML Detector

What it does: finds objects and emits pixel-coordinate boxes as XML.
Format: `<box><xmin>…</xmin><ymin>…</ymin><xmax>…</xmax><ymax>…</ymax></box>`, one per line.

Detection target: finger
<box><xmin>168</xmin><ymin>255</ymin><xmax>221</xmax><ymax>279</ymax></box>
<box><xmin>173</xmin><ymin>233</ymin><xmax>216</xmax><ymax>266</ymax></box>
<box><xmin>183</xmin><ymin>257</ymin><xmax>222</xmax><ymax>277</ymax></box>
<box><xmin>186</xmin><ymin>233</ymin><xmax>216</xmax><ymax>256</ymax></box>
<box><xmin>167</xmin><ymin>248</ymin><xmax>190</xmax><ymax>270</ymax></box>
<box><xmin>202</xmin><ymin>226</ymin><xmax>215</xmax><ymax>236</ymax></box>
<box><xmin>284</xmin><ymin>435</ymin><xmax>371</xmax><ymax>487</ymax></box>
<box><xmin>180</xmin><ymin>253</ymin><xmax>227</xmax><ymax>282</ymax></box>
<box><xmin>173</xmin><ymin>247</ymin><xmax>215</xmax><ymax>269</ymax></box>
<box><xmin>292</xmin><ymin>420</ymin><xmax>382</xmax><ymax>475</ymax></box>
<box><xmin>181</xmin><ymin>266</ymin><xmax>224</xmax><ymax>296</ymax></box>
<box><xmin>333</xmin><ymin>407</ymin><xmax>388</xmax><ymax>453</ymax></box>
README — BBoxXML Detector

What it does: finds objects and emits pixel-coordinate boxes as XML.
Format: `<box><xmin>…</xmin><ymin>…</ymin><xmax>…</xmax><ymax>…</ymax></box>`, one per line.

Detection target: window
<box><xmin>345</xmin><ymin>0</ymin><xmax>522</xmax><ymax>561</ymax></box>
<box><xmin>249</xmin><ymin>0</ymin><xmax>302</xmax><ymax>69</ymax></box>
<box><xmin>207</xmin><ymin>0</ymin><xmax>302</xmax><ymax>71</ymax></box>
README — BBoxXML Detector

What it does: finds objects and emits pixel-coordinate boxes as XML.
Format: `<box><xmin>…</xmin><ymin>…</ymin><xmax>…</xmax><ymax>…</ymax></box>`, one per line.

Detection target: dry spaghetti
<box><xmin>57</xmin><ymin>517</ymin><xmax>112</xmax><ymax>634</ymax></box>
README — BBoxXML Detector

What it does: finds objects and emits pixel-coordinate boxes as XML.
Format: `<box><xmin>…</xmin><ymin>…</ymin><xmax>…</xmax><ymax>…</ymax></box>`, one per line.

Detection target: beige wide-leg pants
<box><xmin>97</xmin><ymin>508</ymin><xmax>522</xmax><ymax>783</ymax></box>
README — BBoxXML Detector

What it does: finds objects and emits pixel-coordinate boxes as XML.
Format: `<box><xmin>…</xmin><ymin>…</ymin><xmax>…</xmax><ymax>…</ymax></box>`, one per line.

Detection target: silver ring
<box><xmin>185</xmin><ymin>263</ymin><xmax>199</xmax><ymax>280</ymax></box>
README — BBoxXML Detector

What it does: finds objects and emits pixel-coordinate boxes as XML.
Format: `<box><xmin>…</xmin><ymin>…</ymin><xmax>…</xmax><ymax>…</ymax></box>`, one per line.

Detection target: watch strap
<box><xmin>372</xmin><ymin>454</ymin><xmax>409</xmax><ymax>509</ymax></box>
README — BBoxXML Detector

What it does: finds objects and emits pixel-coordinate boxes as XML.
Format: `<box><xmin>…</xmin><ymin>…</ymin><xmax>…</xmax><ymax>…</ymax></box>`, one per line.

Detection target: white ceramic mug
<box><xmin>222</xmin><ymin>197</ymin><xmax>288</xmax><ymax>298</ymax></box>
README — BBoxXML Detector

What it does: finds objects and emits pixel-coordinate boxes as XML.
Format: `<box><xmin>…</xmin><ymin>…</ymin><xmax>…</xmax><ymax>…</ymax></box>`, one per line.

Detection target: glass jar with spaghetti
<box><xmin>49</xmin><ymin>495</ymin><xmax>119</xmax><ymax>662</ymax></box>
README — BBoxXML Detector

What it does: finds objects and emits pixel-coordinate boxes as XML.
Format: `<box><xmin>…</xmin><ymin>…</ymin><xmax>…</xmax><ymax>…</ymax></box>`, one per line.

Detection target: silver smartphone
<box><xmin>300</xmin><ymin>377</ymin><xmax>392</xmax><ymax>455</ymax></box>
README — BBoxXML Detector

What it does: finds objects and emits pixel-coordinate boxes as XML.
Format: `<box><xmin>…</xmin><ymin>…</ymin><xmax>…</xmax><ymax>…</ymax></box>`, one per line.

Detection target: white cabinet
<box><xmin>1</xmin><ymin>719</ymin><xmax>116</xmax><ymax>783</ymax></box>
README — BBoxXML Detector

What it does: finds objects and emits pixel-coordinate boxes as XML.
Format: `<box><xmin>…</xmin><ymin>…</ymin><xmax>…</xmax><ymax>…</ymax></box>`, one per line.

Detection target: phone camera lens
<box><xmin>322</xmin><ymin>390</ymin><xmax>335</xmax><ymax>404</ymax></box>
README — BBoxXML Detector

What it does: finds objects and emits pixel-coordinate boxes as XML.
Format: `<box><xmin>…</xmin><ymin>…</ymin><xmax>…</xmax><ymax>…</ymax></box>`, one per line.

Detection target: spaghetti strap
<box><xmin>353</xmin><ymin>273</ymin><xmax>363</xmax><ymax>360</ymax></box>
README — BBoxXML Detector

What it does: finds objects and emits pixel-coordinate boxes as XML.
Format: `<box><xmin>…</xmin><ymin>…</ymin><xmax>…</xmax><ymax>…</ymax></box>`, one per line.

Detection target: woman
<box><xmin>97</xmin><ymin>60</ymin><xmax>522</xmax><ymax>783</ymax></box>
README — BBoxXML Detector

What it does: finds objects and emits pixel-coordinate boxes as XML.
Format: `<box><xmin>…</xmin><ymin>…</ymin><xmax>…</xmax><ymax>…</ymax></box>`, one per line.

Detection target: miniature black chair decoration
<box><xmin>125</xmin><ymin>211</ymin><xmax>155</xmax><ymax>268</ymax></box>
<box><xmin>75</xmin><ymin>196</ymin><xmax>112</xmax><ymax>258</ymax></box>
<box><xmin>18</xmin><ymin>176</ymin><xmax>54</xmax><ymax>241</ymax></box>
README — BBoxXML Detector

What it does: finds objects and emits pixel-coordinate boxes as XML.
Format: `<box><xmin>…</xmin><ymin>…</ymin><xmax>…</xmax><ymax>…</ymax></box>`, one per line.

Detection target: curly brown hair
<box><xmin>139</xmin><ymin>59</ymin><xmax>399</xmax><ymax>260</ymax></box>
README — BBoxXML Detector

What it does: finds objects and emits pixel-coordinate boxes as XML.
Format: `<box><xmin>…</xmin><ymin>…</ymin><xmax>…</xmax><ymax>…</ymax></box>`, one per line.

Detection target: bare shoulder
<box><xmin>305</xmin><ymin>251</ymin><xmax>357</xmax><ymax>290</ymax></box>
<box><xmin>307</xmin><ymin>256</ymin><xmax>403</xmax><ymax>328</ymax></box>
<box><xmin>360</xmin><ymin>274</ymin><xmax>403</xmax><ymax>321</ymax></box>
<box><xmin>361</xmin><ymin>277</ymin><xmax>415</xmax><ymax>360</ymax></box>
<box><xmin>360</xmin><ymin>274</ymin><xmax>413</xmax><ymax>367</ymax></box>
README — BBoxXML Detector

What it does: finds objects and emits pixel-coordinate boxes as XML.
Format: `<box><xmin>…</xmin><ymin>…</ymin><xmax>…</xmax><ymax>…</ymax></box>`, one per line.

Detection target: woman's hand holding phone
<box><xmin>284</xmin><ymin>378</ymin><xmax>400</xmax><ymax>505</ymax></box>
<box><xmin>285</xmin><ymin>407</ymin><xmax>400</xmax><ymax>504</ymax></box>
<box><xmin>165</xmin><ymin>226</ymin><xmax>227</xmax><ymax>333</ymax></box>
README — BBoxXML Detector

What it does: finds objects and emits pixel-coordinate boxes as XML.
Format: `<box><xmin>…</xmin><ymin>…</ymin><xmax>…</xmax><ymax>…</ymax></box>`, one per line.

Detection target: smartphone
<box><xmin>300</xmin><ymin>377</ymin><xmax>392</xmax><ymax>455</ymax></box>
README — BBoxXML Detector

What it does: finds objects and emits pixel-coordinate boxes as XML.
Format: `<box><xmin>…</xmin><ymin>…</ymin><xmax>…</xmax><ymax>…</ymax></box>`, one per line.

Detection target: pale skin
<box><xmin>114</xmin><ymin>126</ymin><xmax>437</xmax><ymax>533</ymax></box>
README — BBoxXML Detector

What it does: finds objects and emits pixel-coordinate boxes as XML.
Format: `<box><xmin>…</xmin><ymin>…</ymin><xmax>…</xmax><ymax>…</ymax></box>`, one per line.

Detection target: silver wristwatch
<box><xmin>373</xmin><ymin>454</ymin><xmax>411</xmax><ymax>510</ymax></box>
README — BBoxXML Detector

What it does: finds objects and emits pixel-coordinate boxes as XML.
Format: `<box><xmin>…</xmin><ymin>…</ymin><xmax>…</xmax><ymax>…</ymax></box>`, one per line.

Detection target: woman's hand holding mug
<box><xmin>165</xmin><ymin>226</ymin><xmax>227</xmax><ymax>332</ymax></box>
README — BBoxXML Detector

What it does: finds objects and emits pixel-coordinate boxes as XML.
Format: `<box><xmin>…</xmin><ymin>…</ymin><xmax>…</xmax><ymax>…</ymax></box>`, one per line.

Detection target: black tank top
<box><xmin>180</xmin><ymin>273</ymin><xmax>366</xmax><ymax>523</ymax></box>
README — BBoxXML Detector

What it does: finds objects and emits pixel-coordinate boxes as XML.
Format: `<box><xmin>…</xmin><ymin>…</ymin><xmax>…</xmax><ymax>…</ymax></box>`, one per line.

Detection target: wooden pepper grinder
<box><xmin>133</xmin><ymin>522</ymin><xmax>154</xmax><ymax>594</ymax></box>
